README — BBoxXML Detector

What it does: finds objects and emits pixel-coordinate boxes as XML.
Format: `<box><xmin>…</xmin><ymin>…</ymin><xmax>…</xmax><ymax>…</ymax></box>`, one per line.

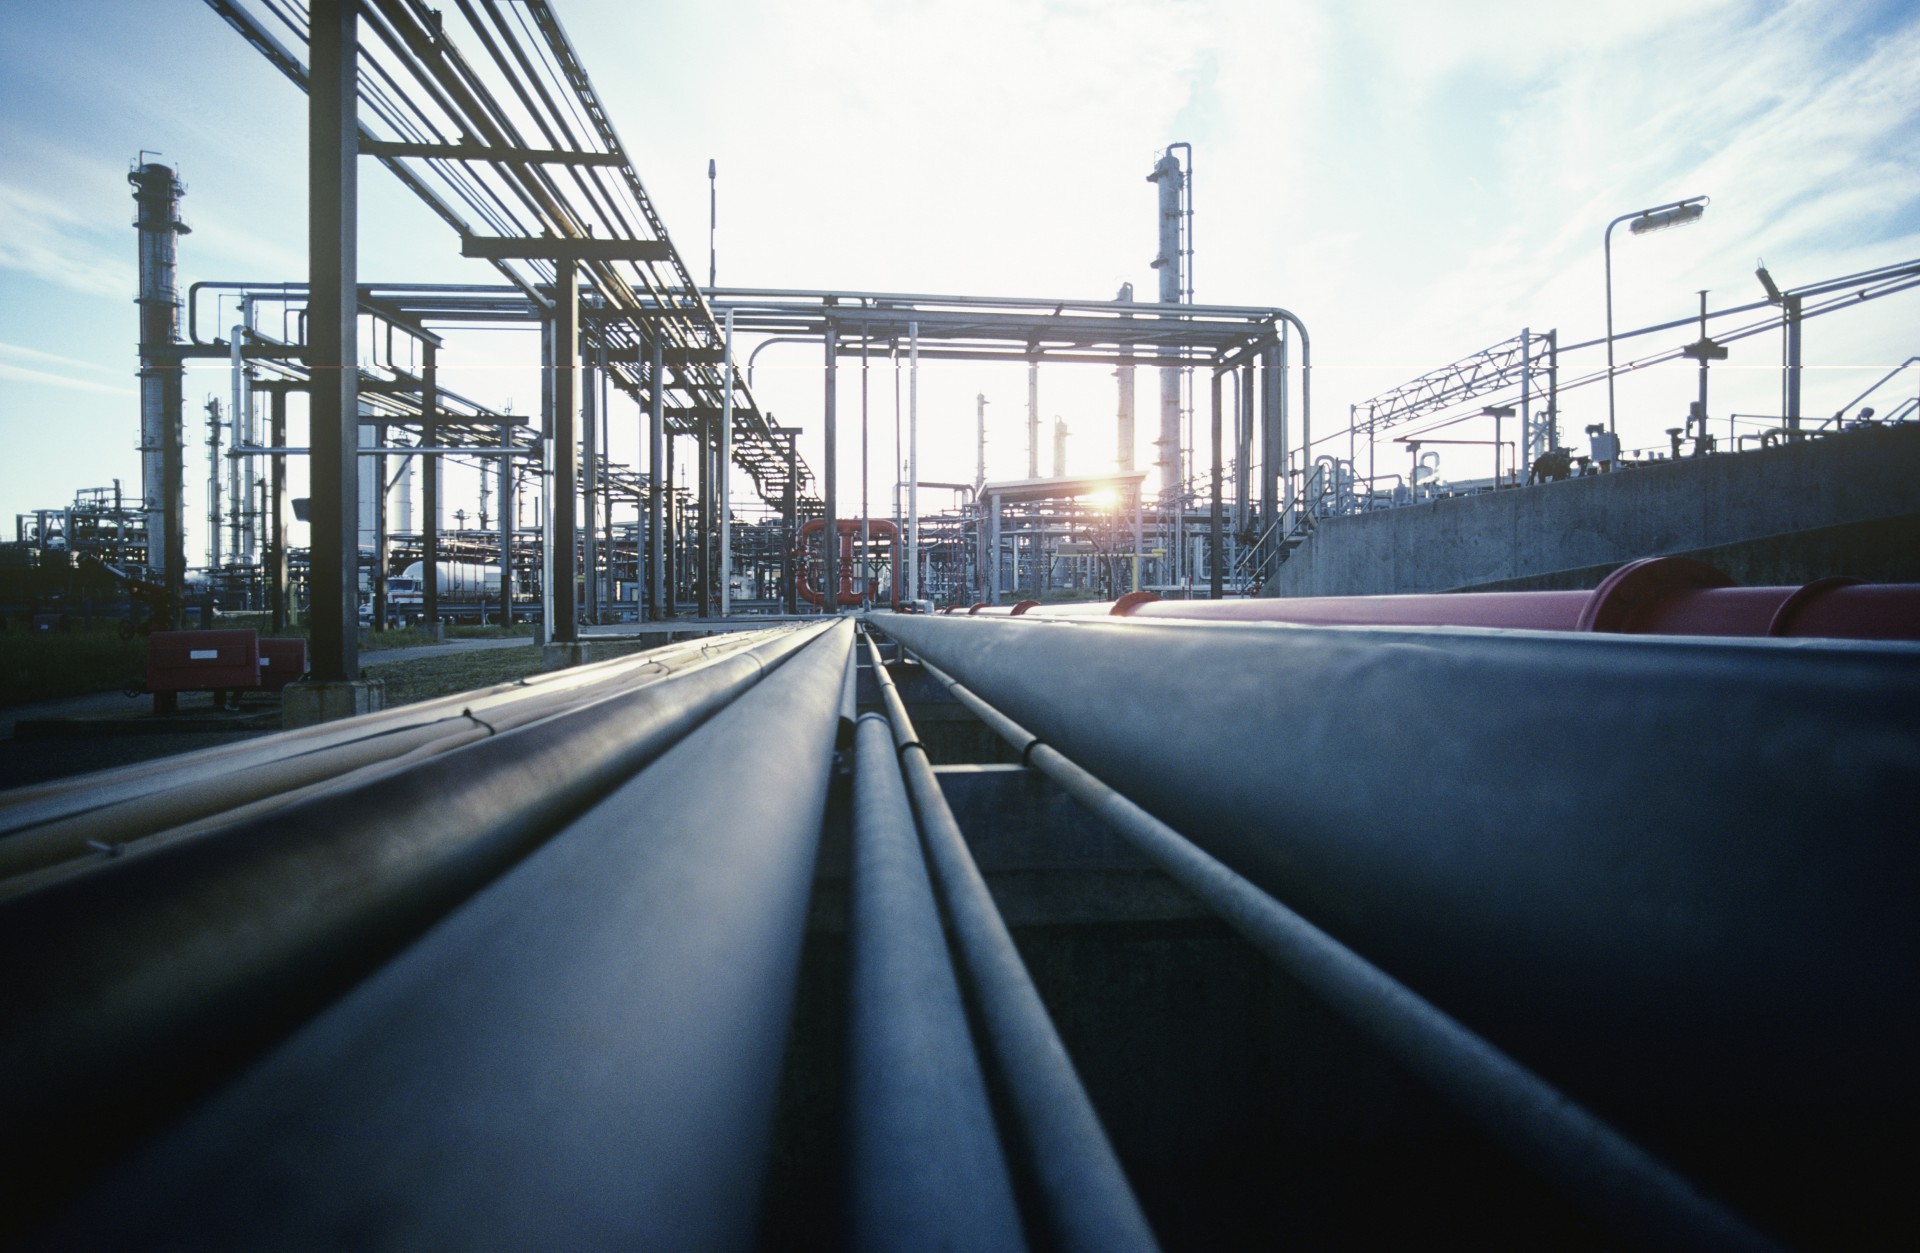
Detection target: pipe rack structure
<box><xmin>202</xmin><ymin>0</ymin><xmax>815</xmax><ymax>680</ymax></box>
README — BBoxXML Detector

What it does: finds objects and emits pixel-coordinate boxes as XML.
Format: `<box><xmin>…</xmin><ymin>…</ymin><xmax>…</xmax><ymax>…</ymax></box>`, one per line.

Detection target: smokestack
<box><xmin>1053</xmin><ymin>418</ymin><xmax>1068</xmax><ymax>479</ymax></box>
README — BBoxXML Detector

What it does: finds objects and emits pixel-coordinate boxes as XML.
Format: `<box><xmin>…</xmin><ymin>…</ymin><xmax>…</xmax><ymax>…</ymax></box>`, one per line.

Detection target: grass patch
<box><xmin>372</xmin><ymin>639</ymin><xmax>656</xmax><ymax>708</ymax></box>
<box><xmin>0</xmin><ymin>627</ymin><xmax>147</xmax><ymax>705</ymax></box>
<box><xmin>214</xmin><ymin>616</ymin><xmax>534</xmax><ymax>650</ymax></box>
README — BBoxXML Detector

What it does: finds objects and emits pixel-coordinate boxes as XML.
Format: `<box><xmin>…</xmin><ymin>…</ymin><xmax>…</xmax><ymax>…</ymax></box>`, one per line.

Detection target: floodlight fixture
<box><xmin>1628</xmin><ymin>198</ymin><xmax>1708</xmax><ymax>235</ymax></box>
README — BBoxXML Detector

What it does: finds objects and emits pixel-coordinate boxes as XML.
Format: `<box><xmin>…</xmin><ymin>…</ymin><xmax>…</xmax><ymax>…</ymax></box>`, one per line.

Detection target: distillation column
<box><xmin>131</xmin><ymin>161</ymin><xmax>190</xmax><ymax>619</ymax></box>
<box><xmin>1148</xmin><ymin>148</ymin><xmax>1186</xmax><ymax>582</ymax></box>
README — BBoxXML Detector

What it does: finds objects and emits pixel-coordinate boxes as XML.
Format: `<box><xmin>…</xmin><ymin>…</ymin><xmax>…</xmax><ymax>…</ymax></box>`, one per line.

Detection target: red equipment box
<box><xmin>146</xmin><ymin>629</ymin><xmax>261</xmax><ymax>694</ymax></box>
<box><xmin>257</xmin><ymin>637</ymin><xmax>308</xmax><ymax>692</ymax></box>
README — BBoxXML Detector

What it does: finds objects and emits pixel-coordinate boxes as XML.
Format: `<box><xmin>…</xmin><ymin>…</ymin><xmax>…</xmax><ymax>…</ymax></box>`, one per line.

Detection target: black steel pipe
<box><xmin>871</xmin><ymin>612</ymin><xmax>1920</xmax><ymax>1247</ymax></box>
<box><xmin>0</xmin><ymin>623</ymin><xmax>830</xmax><ymax>1239</ymax></box>
<box><xmin>849</xmin><ymin>714</ymin><xmax>1025</xmax><ymax>1252</ymax></box>
<box><xmin>34</xmin><ymin>619</ymin><xmax>854</xmax><ymax>1250</ymax></box>
<box><xmin>915</xmin><ymin>657</ymin><xmax>1779</xmax><ymax>1252</ymax></box>
<box><xmin>865</xmin><ymin>636</ymin><xmax>1161</xmax><ymax>1253</ymax></box>
<box><xmin>0</xmin><ymin>635</ymin><xmax>763</xmax><ymax>883</ymax></box>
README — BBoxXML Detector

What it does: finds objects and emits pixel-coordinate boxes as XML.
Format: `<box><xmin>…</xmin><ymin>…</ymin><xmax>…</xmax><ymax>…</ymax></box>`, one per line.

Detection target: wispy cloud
<box><xmin>0</xmin><ymin>361</ymin><xmax>136</xmax><ymax>397</ymax></box>
<box><xmin>0</xmin><ymin>166</ymin><xmax>131</xmax><ymax>299</ymax></box>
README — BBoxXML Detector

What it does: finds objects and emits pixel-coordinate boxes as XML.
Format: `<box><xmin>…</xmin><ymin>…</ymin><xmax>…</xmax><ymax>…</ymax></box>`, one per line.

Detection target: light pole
<box><xmin>1605</xmin><ymin>195</ymin><xmax>1708</xmax><ymax>438</ymax></box>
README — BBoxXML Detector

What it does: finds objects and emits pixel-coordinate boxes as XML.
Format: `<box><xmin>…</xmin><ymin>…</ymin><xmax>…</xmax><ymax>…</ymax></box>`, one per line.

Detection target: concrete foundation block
<box><xmin>281</xmin><ymin>679</ymin><xmax>384</xmax><ymax>729</ymax></box>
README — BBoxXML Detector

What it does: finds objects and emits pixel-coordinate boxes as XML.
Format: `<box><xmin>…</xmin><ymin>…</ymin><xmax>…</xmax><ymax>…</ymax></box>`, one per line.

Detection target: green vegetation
<box><xmin>0</xmin><ymin>626</ymin><xmax>146</xmax><ymax>705</ymax></box>
<box><xmin>213</xmin><ymin>615</ymin><xmax>535</xmax><ymax>650</ymax></box>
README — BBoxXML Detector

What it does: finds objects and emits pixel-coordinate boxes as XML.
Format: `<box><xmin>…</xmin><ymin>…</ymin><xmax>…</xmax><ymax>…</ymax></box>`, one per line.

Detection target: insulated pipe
<box><xmin>863</xmin><ymin>636</ymin><xmax>1161</xmax><ymax>1253</ymax></box>
<box><xmin>0</xmin><ymin>623</ymin><xmax>831</xmax><ymax>1240</ymax></box>
<box><xmin>40</xmin><ymin>621</ymin><xmax>854</xmax><ymax>1251</ymax></box>
<box><xmin>869</xmin><ymin>612</ymin><xmax>1920</xmax><ymax>1249</ymax></box>
<box><xmin>0</xmin><ymin>633</ymin><xmax>749</xmax><ymax>840</ymax></box>
<box><xmin>0</xmin><ymin>651</ymin><xmax>736</xmax><ymax>894</ymax></box>
<box><xmin>908</xmin><ymin>655</ymin><xmax>1779</xmax><ymax>1253</ymax></box>
<box><xmin>1025</xmin><ymin>558</ymin><xmax>1920</xmax><ymax>642</ymax></box>
<box><xmin>848</xmin><ymin>714</ymin><xmax>1026</xmax><ymax>1253</ymax></box>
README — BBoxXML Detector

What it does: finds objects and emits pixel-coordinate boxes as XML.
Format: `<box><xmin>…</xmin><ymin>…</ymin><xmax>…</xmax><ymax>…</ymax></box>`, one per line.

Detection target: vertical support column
<box><xmin>1520</xmin><ymin>327</ymin><xmax>1534</xmax><ymax>470</ymax></box>
<box><xmin>1115</xmin><ymin>282</ymin><xmax>1135</xmax><ymax>473</ymax></box>
<box><xmin>721</xmin><ymin>308</ymin><xmax>735</xmax><ymax>617</ymax></box>
<box><xmin>268</xmin><ymin>386</ymin><xmax>289</xmax><ymax>632</ymax></box>
<box><xmin>908</xmin><ymin>321</ymin><xmax>919</xmax><ymax>605</ymax></box>
<box><xmin>601</xmin><ymin>362</ymin><xmax>615</xmax><ymax>617</ymax></box>
<box><xmin>495</xmin><ymin>459</ymin><xmax>512</xmax><ymax>626</ymax></box>
<box><xmin>1209</xmin><ymin>370</ymin><xmax>1223</xmax><ymax>599</ymax></box>
<box><xmin>782</xmin><ymin>432</ymin><xmax>798</xmax><ymax>614</ymax></box>
<box><xmin>1236</xmin><ymin>364</ymin><xmax>1253</xmax><ymax>537</ymax></box>
<box><xmin>1546</xmin><ymin>330</ymin><xmax>1560</xmax><ymax>453</ymax></box>
<box><xmin>305</xmin><ymin>0</ymin><xmax>359</xmax><ymax>683</ymax></box>
<box><xmin>987</xmin><ymin>492</ymin><xmax>1001</xmax><ymax>604</ymax></box>
<box><xmin>421</xmin><ymin>342</ymin><xmax>439</xmax><ymax>628</ymax></box>
<box><xmin>1784</xmin><ymin>294</ymin><xmax>1803</xmax><ymax>435</ymax></box>
<box><xmin>648</xmin><ymin>336</ymin><xmax>665</xmax><ymax>620</ymax></box>
<box><xmin>695</xmin><ymin>414</ymin><xmax>711</xmax><ymax>615</ymax></box>
<box><xmin>372</xmin><ymin>421</ymin><xmax>388</xmax><ymax>631</ymax></box>
<box><xmin>861</xmin><ymin>343</ymin><xmax>871</xmax><ymax>606</ymax></box>
<box><xmin>1260</xmin><ymin>348</ymin><xmax>1280</xmax><ymax>535</ymax></box>
<box><xmin>582</xmin><ymin>331</ymin><xmax>598</xmax><ymax>624</ymax></box>
<box><xmin>550</xmin><ymin>259</ymin><xmax>579</xmax><ymax>643</ymax></box>
<box><xmin>664</xmin><ymin>434</ymin><xmax>677</xmax><ymax>618</ymax></box>
<box><xmin>1026</xmin><ymin>359</ymin><xmax>1039</xmax><ymax>480</ymax></box>
<box><xmin>824</xmin><ymin>324</ymin><xmax>839</xmax><ymax>613</ymax></box>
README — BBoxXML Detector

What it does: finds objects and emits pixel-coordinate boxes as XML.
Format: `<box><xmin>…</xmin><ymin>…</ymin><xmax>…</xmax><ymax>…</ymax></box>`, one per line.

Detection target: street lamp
<box><xmin>1605</xmin><ymin>195</ymin><xmax>1709</xmax><ymax>437</ymax></box>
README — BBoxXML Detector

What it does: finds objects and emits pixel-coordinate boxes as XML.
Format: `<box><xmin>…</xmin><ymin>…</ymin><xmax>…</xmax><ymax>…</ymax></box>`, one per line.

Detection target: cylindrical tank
<box><xmin>389</xmin><ymin>561</ymin><xmax>502</xmax><ymax>606</ymax></box>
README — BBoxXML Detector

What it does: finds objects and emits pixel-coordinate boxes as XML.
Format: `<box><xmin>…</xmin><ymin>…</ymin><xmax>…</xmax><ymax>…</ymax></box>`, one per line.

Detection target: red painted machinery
<box><xmin>795</xmin><ymin>519</ymin><xmax>901</xmax><ymax>609</ymax></box>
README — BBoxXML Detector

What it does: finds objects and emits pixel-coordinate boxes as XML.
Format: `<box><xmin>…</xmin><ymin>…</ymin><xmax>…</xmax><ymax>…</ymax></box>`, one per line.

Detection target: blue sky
<box><xmin>2</xmin><ymin>0</ymin><xmax>1917</xmax><ymax>555</ymax></box>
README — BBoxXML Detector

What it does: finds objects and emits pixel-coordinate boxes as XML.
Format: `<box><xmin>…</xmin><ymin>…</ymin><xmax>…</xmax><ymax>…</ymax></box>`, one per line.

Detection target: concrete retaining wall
<box><xmin>1268</xmin><ymin>424</ymin><xmax>1920</xmax><ymax>596</ymax></box>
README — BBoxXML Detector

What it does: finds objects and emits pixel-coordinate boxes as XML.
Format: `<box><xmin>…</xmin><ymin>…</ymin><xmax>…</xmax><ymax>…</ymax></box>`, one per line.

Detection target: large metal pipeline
<box><xmin>1022</xmin><ymin>557</ymin><xmax>1920</xmax><ymax>641</ymax></box>
<box><xmin>0</xmin><ymin>633</ymin><xmax>768</xmax><ymax>887</ymax></box>
<box><xmin>0</xmin><ymin>631</ymin><xmax>746</xmax><ymax>838</ymax></box>
<box><xmin>848</xmin><ymin>714</ymin><xmax>1025</xmax><ymax>1252</ymax></box>
<box><xmin>0</xmin><ymin>622</ymin><xmax>832</xmax><ymax>1240</ymax></box>
<box><xmin>863</xmin><ymin>634</ymin><xmax>1161</xmax><ymax>1253</ymax></box>
<box><xmin>911</xmin><ymin>656</ymin><xmax>1774</xmax><ymax>1251</ymax></box>
<box><xmin>871</xmin><ymin>611</ymin><xmax>1920</xmax><ymax>1248</ymax></box>
<box><xmin>30</xmin><ymin>619</ymin><xmax>854</xmax><ymax>1250</ymax></box>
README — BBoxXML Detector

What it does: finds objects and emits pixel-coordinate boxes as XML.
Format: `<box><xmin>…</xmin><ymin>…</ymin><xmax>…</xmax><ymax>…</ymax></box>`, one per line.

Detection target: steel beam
<box><xmin>459</xmin><ymin>236</ymin><xmax>672</xmax><ymax>262</ymax></box>
<box><xmin>360</xmin><ymin>140</ymin><xmax>626</xmax><ymax>165</ymax></box>
<box><xmin>649</xmin><ymin>336</ymin><xmax>666</xmax><ymax>620</ymax></box>
<box><xmin>551</xmin><ymin>259</ymin><xmax>579</xmax><ymax>642</ymax></box>
<box><xmin>421</xmin><ymin>341</ymin><xmax>439</xmax><ymax>626</ymax></box>
<box><xmin>305</xmin><ymin>0</ymin><xmax>359</xmax><ymax>682</ymax></box>
<box><xmin>824</xmin><ymin>325</ymin><xmax>839</xmax><ymax>613</ymax></box>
